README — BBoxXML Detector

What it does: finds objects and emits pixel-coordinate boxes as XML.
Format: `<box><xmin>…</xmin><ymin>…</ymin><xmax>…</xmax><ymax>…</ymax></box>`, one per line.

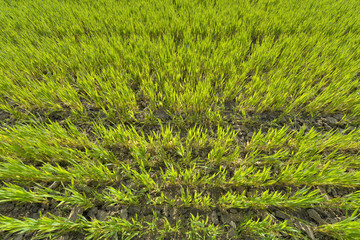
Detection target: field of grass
<box><xmin>0</xmin><ymin>0</ymin><xmax>360</xmax><ymax>239</ymax></box>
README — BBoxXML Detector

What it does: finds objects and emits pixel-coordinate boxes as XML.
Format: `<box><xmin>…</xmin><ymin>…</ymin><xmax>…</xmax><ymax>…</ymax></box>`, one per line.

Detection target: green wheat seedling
<box><xmin>151</xmin><ymin>122</ymin><xmax>181</xmax><ymax>151</ymax></box>
<box><xmin>245</xmin><ymin>127</ymin><xmax>360</xmax><ymax>157</ymax></box>
<box><xmin>218</xmin><ymin>188</ymin><xmax>324</xmax><ymax>210</ymax></box>
<box><xmin>0</xmin><ymin>156</ymin><xmax>118</xmax><ymax>184</ymax></box>
<box><xmin>245</xmin><ymin>127</ymin><xmax>291</xmax><ymax>153</ymax></box>
<box><xmin>1</xmin><ymin>0</ymin><xmax>360</xmax><ymax>116</ymax></box>
<box><xmin>56</xmin><ymin>181</ymin><xmax>94</xmax><ymax>209</ymax></box>
<box><xmin>186</xmin><ymin>214</ymin><xmax>224</xmax><ymax>240</ymax></box>
<box><xmin>230</xmin><ymin>165</ymin><xmax>273</xmax><ymax>187</ymax></box>
<box><xmin>238</xmin><ymin>215</ymin><xmax>301</xmax><ymax>239</ymax></box>
<box><xmin>0</xmin><ymin>183</ymin><xmax>50</xmax><ymax>204</ymax></box>
<box><xmin>1</xmin><ymin>0</ymin><xmax>360</xmax><ymax>238</ymax></box>
<box><xmin>0</xmin><ymin>182</ymin><xmax>93</xmax><ymax>209</ymax></box>
<box><xmin>100</xmin><ymin>185</ymin><xmax>140</xmax><ymax>206</ymax></box>
<box><xmin>146</xmin><ymin>191</ymin><xmax>177</xmax><ymax>207</ymax></box>
<box><xmin>0</xmin><ymin>157</ymin><xmax>77</xmax><ymax>182</ymax></box>
<box><xmin>0</xmin><ymin>121</ymin><xmax>119</xmax><ymax>165</ymax></box>
<box><xmin>145</xmin><ymin>210</ymin><xmax>182</xmax><ymax>239</ymax></box>
<box><xmin>185</xmin><ymin>125</ymin><xmax>209</xmax><ymax>150</ymax></box>
<box><xmin>79</xmin><ymin>215</ymin><xmax>145</xmax><ymax>240</ymax></box>
<box><xmin>0</xmin><ymin>214</ymin><xmax>80</xmax><ymax>239</ymax></box>
<box><xmin>121</xmin><ymin>162</ymin><xmax>160</xmax><ymax>193</ymax></box>
<box><xmin>179</xmin><ymin>187</ymin><xmax>213</xmax><ymax>210</ymax></box>
<box><xmin>327</xmin><ymin>191</ymin><xmax>360</xmax><ymax>209</ymax></box>
<box><xmin>317</xmin><ymin>209</ymin><xmax>360</xmax><ymax>239</ymax></box>
<box><xmin>161</xmin><ymin>163</ymin><xmax>228</xmax><ymax>188</ymax></box>
<box><xmin>277</xmin><ymin>160</ymin><xmax>360</xmax><ymax>187</ymax></box>
<box><xmin>67</xmin><ymin>159</ymin><xmax>119</xmax><ymax>183</ymax></box>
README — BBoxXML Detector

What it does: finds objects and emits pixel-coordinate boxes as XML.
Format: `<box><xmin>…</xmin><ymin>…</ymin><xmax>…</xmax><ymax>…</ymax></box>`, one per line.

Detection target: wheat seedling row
<box><xmin>0</xmin><ymin>0</ymin><xmax>360</xmax><ymax>239</ymax></box>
